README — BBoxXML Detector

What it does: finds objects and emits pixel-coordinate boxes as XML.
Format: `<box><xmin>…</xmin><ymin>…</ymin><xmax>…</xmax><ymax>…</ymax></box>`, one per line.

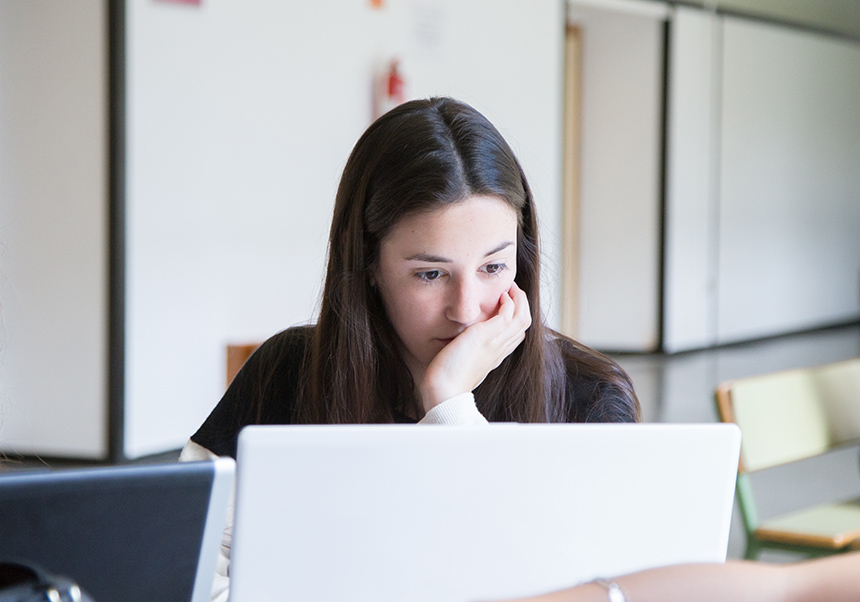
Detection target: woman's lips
<box><xmin>436</xmin><ymin>330</ymin><xmax>465</xmax><ymax>345</ymax></box>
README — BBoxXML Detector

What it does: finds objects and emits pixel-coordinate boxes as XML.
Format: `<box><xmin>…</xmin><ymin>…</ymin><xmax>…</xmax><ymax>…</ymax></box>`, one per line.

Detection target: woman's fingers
<box><xmin>509</xmin><ymin>281</ymin><xmax>532</xmax><ymax>333</ymax></box>
<box><xmin>488</xmin><ymin>282</ymin><xmax>530</xmax><ymax>353</ymax></box>
<box><xmin>497</xmin><ymin>285</ymin><xmax>516</xmax><ymax>320</ymax></box>
<box><xmin>468</xmin><ymin>281</ymin><xmax>531</xmax><ymax>368</ymax></box>
<box><xmin>419</xmin><ymin>281</ymin><xmax>532</xmax><ymax>412</ymax></box>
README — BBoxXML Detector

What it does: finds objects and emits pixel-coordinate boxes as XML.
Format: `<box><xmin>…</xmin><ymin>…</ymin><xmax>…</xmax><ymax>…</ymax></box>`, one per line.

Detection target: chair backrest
<box><xmin>814</xmin><ymin>359</ymin><xmax>860</xmax><ymax>444</ymax></box>
<box><xmin>716</xmin><ymin>358</ymin><xmax>860</xmax><ymax>474</ymax></box>
<box><xmin>226</xmin><ymin>343</ymin><xmax>260</xmax><ymax>387</ymax></box>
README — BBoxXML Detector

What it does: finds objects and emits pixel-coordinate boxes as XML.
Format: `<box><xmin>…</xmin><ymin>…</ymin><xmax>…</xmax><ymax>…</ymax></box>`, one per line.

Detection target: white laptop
<box><xmin>231</xmin><ymin>424</ymin><xmax>740</xmax><ymax>602</ymax></box>
<box><xmin>0</xmin><ymin>458</ymin><xmax>234</xmax><ymax>602</ymax></box>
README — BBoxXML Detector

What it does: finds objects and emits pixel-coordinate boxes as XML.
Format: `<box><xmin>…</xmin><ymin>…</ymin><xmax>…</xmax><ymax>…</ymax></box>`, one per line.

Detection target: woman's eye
<box><xmin>484</xmin><ymin>263</ymin><xmax>507</xmax><ymax>275</ymax></box>
<box><xmin>417</xmin><ymin>270</ymin><xmax>442</xmax><ymax>282</ymax></box>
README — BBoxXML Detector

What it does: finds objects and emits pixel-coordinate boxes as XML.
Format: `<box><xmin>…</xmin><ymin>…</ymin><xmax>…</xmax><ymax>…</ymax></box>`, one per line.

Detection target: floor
<box><xmin>610</xmin><ymin>322</ymin><xmax>860</xmax><ymax>560</ymax></box>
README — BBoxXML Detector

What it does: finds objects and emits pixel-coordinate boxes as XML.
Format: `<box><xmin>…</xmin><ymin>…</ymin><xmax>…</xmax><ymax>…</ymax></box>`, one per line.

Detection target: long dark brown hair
<box><xmin>294</xmin><ymin>97</ymin><xmax>638</xmax><ymax>424</ymax></box>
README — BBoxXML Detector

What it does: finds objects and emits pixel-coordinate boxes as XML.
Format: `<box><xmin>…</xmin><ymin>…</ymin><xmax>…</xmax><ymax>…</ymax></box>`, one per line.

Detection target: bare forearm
<box><xmin>612</xmin><ymin>561</ymin><xmax>786</xmax><ymax>602</ymax></box>
<box><xmin>784</xmin><ymin>553</ymin><xmax>860</xmax><ymax>602</ymax></box>
<box><xmin>500</xmin><ymin>562</ymin><xmax>785</xmax><ymax>602</ymax></box>
<box><xmin>496</xmin><ymin>553</ymin><xmax>860</xmax><ymax>602</ymax></box>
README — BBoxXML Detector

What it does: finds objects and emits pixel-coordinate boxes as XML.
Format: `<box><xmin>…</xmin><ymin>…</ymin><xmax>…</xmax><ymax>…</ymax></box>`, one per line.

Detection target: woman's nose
<box><xmin>446</xmin><ymin>277</ymin><xmax>482</xmax><ymax>325</ymax></box>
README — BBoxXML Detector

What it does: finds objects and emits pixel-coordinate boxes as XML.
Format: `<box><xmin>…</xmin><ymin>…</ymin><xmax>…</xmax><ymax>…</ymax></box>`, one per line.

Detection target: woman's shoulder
<box><xmin>189</xmin><ymin>325</ymin><xmax>316</xmax><ymax>458</ymax></box>
<box><xmin>234</xmin><ymin>325</ymin><xmax>316</xmax><ymax>401</ymax></box>
<box><xmin>549</xmin><ymin>331</ymin><xmax>641</xmax><ymax>423</ymax></box>
<box><xmin>253</xmin><ymin>324</ymin><xmax>315</xmax><ymax>357</ymax></box>
<box><xmin>248</xmin><ymin>324</ymin><xmax>314</xmax><ymax>364</ymax></box>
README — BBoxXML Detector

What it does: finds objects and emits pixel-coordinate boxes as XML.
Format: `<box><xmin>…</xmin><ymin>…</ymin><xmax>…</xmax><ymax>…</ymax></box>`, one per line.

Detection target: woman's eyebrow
<box><xmin>405</xmin><ymin>241</ymin><xmax>514</xmax><ymax>263</ymax></box>
<box><xmin>406</xmin><ymin>253</ymin><xmax>451</xmax><ymax>263</ymax></box>
<box><xmin>405</xmin><ymin>252</ymin><xmax>451</xmax><ymax>263</ymax></box>
<box><xmin>485</xmin><ymin>241</ymin><xmax>514</xmax><ymax>256</ymax></box>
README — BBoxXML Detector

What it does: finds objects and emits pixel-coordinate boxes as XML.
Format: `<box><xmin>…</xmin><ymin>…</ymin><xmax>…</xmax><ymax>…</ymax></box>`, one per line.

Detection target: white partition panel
<box><xmin>567</xmin><ymin>3</ymin><xmax>665</xmax><ymax>351</ymax></box>
<box><xmin>717</xmin><ymin>18</ymin><xmax>860</xmax><ymax>343</ymax></box>
<box><xmin>0</xmin><ymin>1</ymin><xmax>108</xmax><ymax>458</ymax></box>
<box><xmin>125</xmin><ymin>0</ymin><xmax>564</xmax><ymax>457</ymax></box>
<box><xmin>663</xmin><ymin>8</ymin><xmax>720</xmax><ymax>353</ymax></box>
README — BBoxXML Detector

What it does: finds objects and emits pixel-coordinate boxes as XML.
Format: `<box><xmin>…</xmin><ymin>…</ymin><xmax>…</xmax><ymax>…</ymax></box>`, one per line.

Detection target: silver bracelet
<box><xmin>591</xmin><ymin>578</ymin><xmax>627</xmax><ymax>602</ymax></box>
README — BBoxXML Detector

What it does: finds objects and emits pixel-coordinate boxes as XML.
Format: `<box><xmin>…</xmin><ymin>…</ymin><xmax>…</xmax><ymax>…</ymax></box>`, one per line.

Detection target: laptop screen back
<box><xmin>231</xmin><ymin>424</ymin><xmax>740</xmax><ymax>602</ymax></box>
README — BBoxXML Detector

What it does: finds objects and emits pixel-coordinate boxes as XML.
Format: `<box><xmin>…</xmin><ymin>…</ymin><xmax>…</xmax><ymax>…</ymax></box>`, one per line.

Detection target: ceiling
<box><xmin>672</xmin><ymin>0</ymin><xmax>860</xmax><ymax>38</ymax></box>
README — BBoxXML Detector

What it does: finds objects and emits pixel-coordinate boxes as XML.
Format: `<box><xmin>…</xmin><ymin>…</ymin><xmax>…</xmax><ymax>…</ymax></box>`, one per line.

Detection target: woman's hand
<box><xmin>418</xmin><ymin>281</ymin><xmax>531</xmax><ymax>413</ymax></box>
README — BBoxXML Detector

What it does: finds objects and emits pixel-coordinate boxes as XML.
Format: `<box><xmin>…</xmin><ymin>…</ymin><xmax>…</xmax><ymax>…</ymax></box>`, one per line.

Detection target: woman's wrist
<box><xmin>418</xmin><ymin>393</ymin><xmax>488</xmax><ymax>425</ymax></box>
<box><xmin>590</xmin><ymin>579</ymin><xmax>627</xmax><ymax>602</ymax></box>
<box><xmin>418</xmin><ymin>378</ymin><xmax>463</xmax><ymax>413</ymax></box>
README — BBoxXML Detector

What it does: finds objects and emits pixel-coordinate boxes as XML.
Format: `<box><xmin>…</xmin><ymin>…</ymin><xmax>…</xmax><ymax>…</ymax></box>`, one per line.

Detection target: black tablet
<box><xmin>0</xmin><ymin>459</ymin><xmax>233</xmax><ymax>602</ymax></box>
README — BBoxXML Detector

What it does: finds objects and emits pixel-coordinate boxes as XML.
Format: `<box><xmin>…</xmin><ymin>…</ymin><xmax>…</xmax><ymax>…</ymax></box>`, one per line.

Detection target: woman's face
<box><xmin>372</xmin><ymin>195</ymin><xmax>519</xmax><ymax>378</ymax></box>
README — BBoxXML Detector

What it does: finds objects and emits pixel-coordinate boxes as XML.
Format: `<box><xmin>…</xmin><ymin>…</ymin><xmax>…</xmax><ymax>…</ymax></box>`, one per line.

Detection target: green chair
<box><xmin>715</xmin><ymin>358</ymin><xmax>860</xmax><ymax>559</ymax></box>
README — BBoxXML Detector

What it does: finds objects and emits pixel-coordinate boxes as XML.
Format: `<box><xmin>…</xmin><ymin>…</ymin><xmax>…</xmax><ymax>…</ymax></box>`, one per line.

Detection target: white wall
<box><xmin>0</xmin><ymin>0</ymin><xmax>108</xmax><ymax>458</ymax></box>
<box><xmin>125</xmin><ymin>0</ymin><xmax>565</xmax><ymax>457</ymax></box>
<box><xmin>567</xmin><ymin>1</ymin><xmax>666</xmax><ymax>351</ymax></box>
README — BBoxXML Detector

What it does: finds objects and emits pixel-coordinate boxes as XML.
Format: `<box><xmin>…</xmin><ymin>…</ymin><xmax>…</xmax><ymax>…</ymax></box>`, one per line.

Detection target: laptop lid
<box><xmin>0</xmin><ymin>458</ymin><xmax>234</xmax><ymax>602</ymax></box>
<box><xmin>231</xmin><ymin>424</ymin><xmax>740</xmax><ymax>602</ymax></box>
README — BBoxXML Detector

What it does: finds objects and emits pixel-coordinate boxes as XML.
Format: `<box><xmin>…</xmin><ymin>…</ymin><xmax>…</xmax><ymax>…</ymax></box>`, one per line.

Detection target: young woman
<box><xmin>185</xmin><ymin>97</ymin><xmax>638</xmax><ymax>458</ymax></box>
<box><xmin>181</xmin><ymin>97</ymin><xmax>640</xmax><ymax>601</ymax></box>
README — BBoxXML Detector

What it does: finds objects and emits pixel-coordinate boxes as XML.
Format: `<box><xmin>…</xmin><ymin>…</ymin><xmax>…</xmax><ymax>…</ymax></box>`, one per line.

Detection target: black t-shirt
<box><xmin>191</xmin><ymin>325</ymin><xmax>638</xmax><ymax>458</ymax></box>
<box><xmin>192</xmin><ymin>327</ymin><xmax>416</xmax><ymax>457</ymax></box>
